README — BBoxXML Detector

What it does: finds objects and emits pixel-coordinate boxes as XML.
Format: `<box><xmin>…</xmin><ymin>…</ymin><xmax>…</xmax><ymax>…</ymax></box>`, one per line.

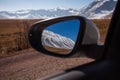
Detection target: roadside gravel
<box><xmin>0</xmin><ymin>49</ymin><xmax>93</xmax><ymax>80</ymax></box>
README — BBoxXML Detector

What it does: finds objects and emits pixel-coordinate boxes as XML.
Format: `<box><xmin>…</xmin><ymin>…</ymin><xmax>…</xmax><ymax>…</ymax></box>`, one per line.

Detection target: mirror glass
<box><xmin>42</xmin><ymin>19</ymin><xmax>80</xmax><ymax>54</ymax></box>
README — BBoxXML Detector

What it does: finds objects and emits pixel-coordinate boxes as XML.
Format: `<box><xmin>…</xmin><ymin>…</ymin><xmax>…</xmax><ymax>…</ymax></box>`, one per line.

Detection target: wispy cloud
<box><xmin>0</xmin><ymin>0</ymin><xmax>93</xmax><ymax>11</ymax></box>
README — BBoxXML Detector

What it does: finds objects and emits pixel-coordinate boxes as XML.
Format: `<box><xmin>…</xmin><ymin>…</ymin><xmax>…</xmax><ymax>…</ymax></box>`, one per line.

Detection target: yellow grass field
<box><xmin>0</xmin><ymin>19</ymin><xmax>110</xmax><ymax>57</ymax></box>
<box><xmin>0</xmin><ymin>19</ymin><xmax>40</xmax><ymax>34</ymax></box>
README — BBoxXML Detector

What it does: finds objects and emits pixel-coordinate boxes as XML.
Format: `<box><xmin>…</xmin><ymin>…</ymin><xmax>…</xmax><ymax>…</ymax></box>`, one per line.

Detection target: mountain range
<box><xmin>0</xmin><ymin>8</ymin><xmax>79</xmax><ymax>19</ymax></box>
<box><xmin>80</xmin><ymin>0</ymin><xmax>117</xmax><ymax>19</ymax></box>
<box><xmin>0</xmin><ymin>0</ymin><xmax>117</xmax><ymax>19</ymax></box>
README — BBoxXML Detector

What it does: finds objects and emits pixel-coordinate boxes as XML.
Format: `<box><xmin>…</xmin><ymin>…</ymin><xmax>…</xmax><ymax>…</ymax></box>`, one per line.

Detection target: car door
<box><xmin>38</xmin><ymin>0</ymin><xmax>120</xmax><ymax>80</ymax></box>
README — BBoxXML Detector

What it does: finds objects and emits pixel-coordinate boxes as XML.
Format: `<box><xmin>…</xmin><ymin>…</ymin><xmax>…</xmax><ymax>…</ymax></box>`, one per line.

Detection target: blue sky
<box><xmin>45</xmin><ymin>19</ymin><xmax>80</xmax><ymax>42</ymax></box>
<box><xmin>0</xmin><ymin>0</ymin><xmax>93</xmax><ymax>11</ymax></box>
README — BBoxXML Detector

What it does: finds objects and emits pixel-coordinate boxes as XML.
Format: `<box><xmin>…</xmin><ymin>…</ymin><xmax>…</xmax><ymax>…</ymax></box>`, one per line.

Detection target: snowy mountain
<box><xmin>42</xmin><ymin>30</ymin><xmax>75</xmax><ymax>49</ymax></box>
<box><xmin>80</xmin><ymin>0</ymin><xmax>117</xmax><ymax>19</ymax></box>
<box><xmin>0</xmin><ymin>8</ymin><xmax>79</xmax><ymax>19</ymax></box>
<box><xmin>0</xmin><ymin>0</ymin><xmax>117</xmax><ymax>19</ymax></box>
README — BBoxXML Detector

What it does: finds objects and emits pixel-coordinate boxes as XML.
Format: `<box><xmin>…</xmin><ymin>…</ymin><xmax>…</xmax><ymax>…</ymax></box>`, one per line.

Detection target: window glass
<box><xmin>0</xmin><ymin>0</ymin><xmax>117</xmax><ymax>79</ymax></box>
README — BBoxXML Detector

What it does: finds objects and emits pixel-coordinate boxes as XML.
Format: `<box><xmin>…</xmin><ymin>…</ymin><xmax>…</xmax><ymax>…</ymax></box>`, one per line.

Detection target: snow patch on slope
<box><xmin>42</xmin><ymin>30</ymin><xmax>75</xmax><ymax>49</ymax></box>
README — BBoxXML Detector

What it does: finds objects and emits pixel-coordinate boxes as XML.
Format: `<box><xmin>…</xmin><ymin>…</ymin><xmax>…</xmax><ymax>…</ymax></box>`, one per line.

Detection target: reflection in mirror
<box><xmin>42</xmin><ymin>19</ymin><xmax>80</xmax><ymax>54</ymax></box>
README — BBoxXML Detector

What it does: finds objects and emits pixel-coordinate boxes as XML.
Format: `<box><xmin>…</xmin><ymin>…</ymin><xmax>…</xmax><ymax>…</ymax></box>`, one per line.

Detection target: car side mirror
<box><xmin>28</xmin><ymin>16</ymin><xmax>101</xmax><ymax>58</ymax></box>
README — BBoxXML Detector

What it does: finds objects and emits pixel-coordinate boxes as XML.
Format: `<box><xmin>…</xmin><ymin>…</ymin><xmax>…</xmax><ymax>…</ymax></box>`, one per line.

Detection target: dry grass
<box><xmin>0</xmin><ymin>19</ymin><xmax>41</xmax><ymax>57</ymax></box>
<box><xmin>0</xmin><ymin>19</ymin><xmax>110</xmax><ymax>57</ymax></box>
<box><xmin>0</xmin><ymin>19</ymin><xmax>40</xmax><ymax>34</ymax></box>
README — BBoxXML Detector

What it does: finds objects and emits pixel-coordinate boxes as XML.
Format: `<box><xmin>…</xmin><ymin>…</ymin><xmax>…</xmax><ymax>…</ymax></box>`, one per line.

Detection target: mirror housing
<box><xmin>82</xmin><ymin>19</ymin><xmax>100</xmax><ymax>45</ymax></box>
<box><xmin>28</xmin><ymin>16</ymin><xmax>101</xmax><ymax>58</ymax></box>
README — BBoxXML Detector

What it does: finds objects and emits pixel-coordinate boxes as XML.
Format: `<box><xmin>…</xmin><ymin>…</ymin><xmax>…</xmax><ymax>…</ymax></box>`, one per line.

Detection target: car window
<box><xmin>0</xmin><ymin>0</ymin><xmax>117</xmax><ymax>80</ymax></box>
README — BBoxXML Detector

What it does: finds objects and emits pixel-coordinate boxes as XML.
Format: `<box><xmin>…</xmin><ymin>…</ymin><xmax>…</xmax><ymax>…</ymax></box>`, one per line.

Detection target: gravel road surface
<box><xmin>0</xmin><ymin>49</ymin><xmax>93</xmax><ymax>80</ymax></box>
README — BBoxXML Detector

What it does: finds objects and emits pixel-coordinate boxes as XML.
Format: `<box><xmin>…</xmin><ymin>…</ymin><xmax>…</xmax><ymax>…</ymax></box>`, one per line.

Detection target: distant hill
<box><xmin>0</xmin><ymin>8</ymin><xmax>79</xmax><ymax>19</ymax></box>
<box><xmin>80</xmin><ymin>0</ymin><xmax>117</xmax><ymax>19</ymax></box>
<box><xmin>0</xmin><ymin>0</ymin><xmax>117</xmax><ymax>19</ymax></box>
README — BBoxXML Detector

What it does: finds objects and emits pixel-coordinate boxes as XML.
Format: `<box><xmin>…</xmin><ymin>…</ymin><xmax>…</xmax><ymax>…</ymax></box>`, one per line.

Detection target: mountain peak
<box><xmin>80</xmin><ymin>0</ymin><xmax>117</xmax><ymax>19</ymax></box>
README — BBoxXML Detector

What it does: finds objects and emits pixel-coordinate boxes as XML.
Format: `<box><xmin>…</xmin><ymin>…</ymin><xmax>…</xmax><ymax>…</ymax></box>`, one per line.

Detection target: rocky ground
<box><xmin>0</xmin><ymin>49</ymin><xmax>93</xmax><ymax>80</ymax></box>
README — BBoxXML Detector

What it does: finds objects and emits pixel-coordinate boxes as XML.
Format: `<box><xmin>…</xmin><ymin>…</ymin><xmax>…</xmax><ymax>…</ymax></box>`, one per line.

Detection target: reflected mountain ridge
<box><xmin>42</xmin><ymin>30</ymin><xmax>75</xmax><ymax>49</ymax></box>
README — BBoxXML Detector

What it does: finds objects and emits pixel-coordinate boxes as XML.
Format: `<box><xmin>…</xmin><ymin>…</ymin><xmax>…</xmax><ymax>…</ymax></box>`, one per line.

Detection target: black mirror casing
<box><xmin>28</xmin><ymin>16</ymin><xmax>86</xmax><ymax>57</ymax></box>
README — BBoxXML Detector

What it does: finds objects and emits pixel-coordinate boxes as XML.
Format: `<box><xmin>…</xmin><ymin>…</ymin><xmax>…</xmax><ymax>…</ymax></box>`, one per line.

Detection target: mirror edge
<box><xmin>28</xmin><ymin>16</ymin><xmax>86</xmax><ymax>58</ymax></box>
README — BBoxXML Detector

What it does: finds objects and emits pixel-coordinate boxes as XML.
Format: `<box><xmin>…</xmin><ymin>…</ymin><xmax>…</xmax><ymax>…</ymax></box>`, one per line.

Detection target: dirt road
<box><xmin>0</xmin><ymin>49</ymin><xmax>93</xmax><ymax>80</ymax></box>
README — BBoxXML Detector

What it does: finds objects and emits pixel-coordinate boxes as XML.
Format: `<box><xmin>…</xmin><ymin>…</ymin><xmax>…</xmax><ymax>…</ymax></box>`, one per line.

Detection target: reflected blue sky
<box><xmin>45</xmin><ymin>19</ymin><xmax>80</xmax><ymax>41</ymax></box>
